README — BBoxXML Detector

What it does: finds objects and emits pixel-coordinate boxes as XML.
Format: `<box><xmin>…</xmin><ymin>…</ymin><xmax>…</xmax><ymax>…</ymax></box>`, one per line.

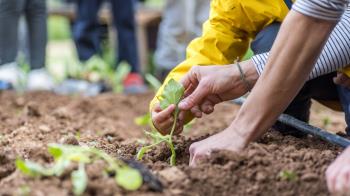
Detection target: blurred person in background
<box><xmin>0</xmin><ymin>0</ymin><xmax>54</xmax><ymax>90</ymax></box>
<box><xmin>154</xmin><ymin>0</ymin><xmax>210</xmax><ymax>80</ymax></box>
<box><xmin>72</xmin><ymin>0</ymin><xmax>146</xmax><ymax>93</ymax></box>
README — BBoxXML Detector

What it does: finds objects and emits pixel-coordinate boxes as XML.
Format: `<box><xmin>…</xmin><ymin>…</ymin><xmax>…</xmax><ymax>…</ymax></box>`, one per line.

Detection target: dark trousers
<box><xmin>73</xmin><ymin>0</ymin><xmax>140</xmax><ymax>72</ymax></box>
<box><xmin>251</xmin><ymin>23</ymin><xmax>340</xmax><ymax>136</ymax></box>
<box><xmin>0</xmin><ymin>0</ymin><xmax>47</xmax><ymax>69</ymax></box>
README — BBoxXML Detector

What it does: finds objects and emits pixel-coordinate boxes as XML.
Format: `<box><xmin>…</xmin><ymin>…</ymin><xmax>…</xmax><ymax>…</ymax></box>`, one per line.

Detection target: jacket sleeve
<box><xmin>150</xmin><ymin>0</ymin><xmax>290</xmax><ymax>118</ymax></box>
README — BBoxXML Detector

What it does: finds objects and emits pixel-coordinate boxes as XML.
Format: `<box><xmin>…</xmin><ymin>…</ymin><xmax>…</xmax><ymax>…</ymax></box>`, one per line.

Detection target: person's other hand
<box><xmin>334</xmin><ymin>72</ymin><xmax>350</xmax><ymax>89</ymax></box>
<box><xmin>151</xmin><ymin>102</ymin><xmax>198</xmax><ymax>135</ymax></box>
<box><xmin>179</xmin><ymin>61</ymin><xmax>258</xmax><ymax>112</ymax></box>
<box><xmin>189</xmin><ymin>126</ymin><xmax>246</xmax><ymax>166</ymax></box>
<box><xmin>151</xmin><ymin>103</ymin><xmax>183</xmax><ymax>135</ymax></box>
<box><xmin>326</xmin><ymin>147</ymin><xmax>350</xmax><ymax>195</ymax></box>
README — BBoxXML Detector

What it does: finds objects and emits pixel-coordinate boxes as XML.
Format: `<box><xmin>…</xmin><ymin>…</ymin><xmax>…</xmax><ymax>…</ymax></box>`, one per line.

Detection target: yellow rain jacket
<box><xmin>151</xmin><ymin>0</ymin><xmax>347</xmax><ymax>116</ymax></box>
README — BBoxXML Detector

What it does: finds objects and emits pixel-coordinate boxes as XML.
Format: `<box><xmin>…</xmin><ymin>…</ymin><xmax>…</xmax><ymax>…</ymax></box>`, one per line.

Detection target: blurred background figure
<box><xmin>0</xmin><ymin>0</ymin><xmax>54</xmax><ymax>90</ymax></box>
<box><xmin>154</xmin><ymin>0</ymin><xmax>210</xmax><ymax>80</ymax></box>
<box><xmin>72</xmin><ymin>0</ymin><xmax>146</xmax><ymax>93</ymax></box>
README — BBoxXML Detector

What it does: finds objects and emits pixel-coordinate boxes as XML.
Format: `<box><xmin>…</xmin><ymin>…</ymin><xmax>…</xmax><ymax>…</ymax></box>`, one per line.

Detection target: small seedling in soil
<box><xmin>323</xmin><ymin>116</ymin><xmax>331</xmax><ymax>128</ymax></box>
<box><xmin>16</xmin><ymin>144</ymin><xmax>143</xmax><ymax>195</ymax></box>
<box><xmin>279</xmin><ymin>170</ymin><xmax>298</xmax><ymax>181</ymax></box>
<box><xmin>137</xmin><ymin>79</ymin><xmax>184</xmax><ymax>166</ymax></box>
<box><xmin>17</xmin><ymin>185</ymin><xmax>31</xmax><ymax>196</ymax></box>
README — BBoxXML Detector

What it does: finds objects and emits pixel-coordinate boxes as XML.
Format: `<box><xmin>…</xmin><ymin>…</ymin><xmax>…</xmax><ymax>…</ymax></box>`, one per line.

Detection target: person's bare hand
<box><xmin>178</xmin><ymin>61</ymin><xmax>258</xmax><ymax>112</ymax></box>
<box><xmin>326</xmin><ymin>147</ymin><xmax>350</xmax><ymax>195</ymax></box>
<box><xmin>151</xmin><ymin>103</ymin><xmax>184</xmax><ymax>135</ymax></box>
<box><xmin>189</xmin><ymin>126</ymin><xmax>246</xmax><ymax>166</ymax></box>
<box><xmin>334</xmin><ymin>72</ymin><xmax>350</xmax><ymax>89</ymax></box>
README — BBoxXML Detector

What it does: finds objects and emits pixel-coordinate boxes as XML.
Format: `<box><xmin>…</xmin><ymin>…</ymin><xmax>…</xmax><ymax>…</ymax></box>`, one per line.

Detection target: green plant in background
<box><xmin>15</xmin><ymin>54</ymin><xmax>31</xmax><ymax>93</ymax></box>
<box><xmin>137</xmin><ymin>79</ymin><xmax>184</xmax><ymax>166</ymax></box>
<box><xmin>82</xmin><ymin>56</ymin><xmax>131</xmax><ymax>93</ymax></box>
<box><xmin>64</xmin><ymin>55</ymin><xmax>131</xmax><ymax>93</ymax></box>
<box><xmin>279</xmin><ymin>170</ymin><xmax>298</xmax><ymax>181</ymax></box>
<box><xmin>145</xmin><ymin>73</ymin><xmax>162</xmax><ymax>91</ymax></box>
<box><xmin>113</xmin><ymin>61</ymin><xmax>131</xmax><ymax>93</ymax></box>
<box><xmin>16</xmin><ymin>144</ymin><xmax>143</xmax><ymax>195</ymax></box>
<box><xmin>48</xmin><ymin>16</ymin><xmax>71</xmax><ymax>41</ymax></box>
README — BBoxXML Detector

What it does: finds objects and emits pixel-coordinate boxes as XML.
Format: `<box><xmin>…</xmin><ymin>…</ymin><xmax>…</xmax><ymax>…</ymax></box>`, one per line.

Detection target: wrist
<box><xmin>229</xmin><ymin>60</ymin><xmax>258</xmax><ymax>94</ymax></box>
<box><xmin>225</xmin><ymin>123</ymin><xmax>251</xmax><ymax>150</ymax></box>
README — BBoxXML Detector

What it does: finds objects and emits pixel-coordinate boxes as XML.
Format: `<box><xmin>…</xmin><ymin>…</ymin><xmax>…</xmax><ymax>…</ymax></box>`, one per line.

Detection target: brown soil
<box><xmin>0</xmin><ymin>91</ymin><xmax>346</xmax><ymax>196</ymax></box>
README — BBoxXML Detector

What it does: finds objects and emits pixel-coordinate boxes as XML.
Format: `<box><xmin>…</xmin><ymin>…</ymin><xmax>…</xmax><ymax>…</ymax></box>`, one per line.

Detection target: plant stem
<box><xmin>169</xmin><ymin>108</ymin><xmax>179</xmax><ymax>139</ymax></box>
<box><xmin>168</xmin><ymin>108</ymin><xmax>179</xmax><ymax>166</ymax></box>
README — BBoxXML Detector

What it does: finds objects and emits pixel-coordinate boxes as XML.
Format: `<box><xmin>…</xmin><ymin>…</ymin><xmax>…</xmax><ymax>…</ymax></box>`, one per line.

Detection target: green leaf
<box><xmin>144</xmin><ymin>130</ymin><xmax>168</xmax><ymax>143</ymax></box>
<box><xmin>115</xmin><ymin>62</ymin><xmax>131</xmax><ymax>83</ymax></box>
<box><xmin>51</xmin><ymin>158</ymin><xmax>71</xmax><ymax>176</ymax></box>
<box><xmin>134</xmin><ymin>113</ymin><xmax>151</xmax><ymax>126</ymax></box>
<box><xmin>145</xmin><ymin>73</ymin><xmax>162</xmax><ymax>90</ymax></box>
<box><xmin>48</xmin><ymin>145</ymin><xmax>63</xmax><ymax>160</ymax></box>
<box><xmin>279</xmin><ymin>170</ymin><xmax>298</xmax><ymax>181</ymax></box>
<box><xmin>16</xmin><ymin>159</ymin><xmax>52</xmax><ymax>177</ymax></box>
<box><xmin>159</xmin><ymin>79</ymin><xmax>184</xmax><ymax>110</ymax></box>
<box><xmin>136</xmin><ymin>147</ymin><xmax>147</xmax><ymax>160</ymax></box>
<box><xmin>113</xmin><ymin>61</ymin><xmax>131</xmax><ymax>93</ymax></box>
<box><xmin>115</xmin><ymin>167</ymin><xmax>143</xmax><ymax>191</ymax></box>
<box><xmin>71</xmin><ymin>163</ymin><xmax>88</xmax><ymax>196</ymax></box>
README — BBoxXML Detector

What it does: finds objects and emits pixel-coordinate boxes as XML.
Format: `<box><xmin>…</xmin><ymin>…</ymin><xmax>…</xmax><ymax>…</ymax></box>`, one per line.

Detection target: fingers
<box><xmin>336</xmin><ymin>166</ymin><xmax>350</xmax><ymax>194</ymax></box>
<box><xmin>152</xmin><ymin>104</ymin><xmax>176</xmax><ymax>124</ymax></box>
<box><xmin>152</xmin><ymin>104</ymin><xmax>176</xmax><ymax>135</ymax></box>
<box><xmin>179</xmin><ymin>80</ymin><xmax>211</xmax><ymax>110</ymax></box>
<box><xmin>199</xmin><ymin>95</ymin><xmax>222</xmax><ymax>114</ymax></box>
<box><xmin>189</xmin><ymin>142</ymin><xmax>211</xmax><ymax>167</ymax></box>
<box><xmin>191</xmin><ymin>105</ymin><xmax>203</xmax><ymax>118</ymax></box>
<box><xmin>152</xmin><ymin>103</ymin><xmax>186</xmax><ymax>135</ymax></box>
<box><xmin>326</xmin><ymin>147</ymin><xmax>350</xmax><ymax>195</ymax></box>
<box><xmin>180</xmin><ymin>66</ymin><xmax>200</xmax><ymax>90</ymax></box>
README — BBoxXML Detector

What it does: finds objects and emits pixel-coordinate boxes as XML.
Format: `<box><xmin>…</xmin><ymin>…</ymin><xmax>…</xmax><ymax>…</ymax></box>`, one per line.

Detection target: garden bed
<box><xmin>0</xmin><ymin>91</ymin><xmax>345</xmax><ymax>195</ymax></box>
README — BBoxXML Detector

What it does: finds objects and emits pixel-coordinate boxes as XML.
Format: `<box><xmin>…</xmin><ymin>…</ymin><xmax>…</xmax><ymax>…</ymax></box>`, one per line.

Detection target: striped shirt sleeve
<box><xmin>251</xmin><ymin>9</ymin><xmax>350</xmax><ymax>81</ymax></box>
<box><xmin>292</xmin><ymin>0</ymin><xmax>349</xmax><ymax>21</ymax></box>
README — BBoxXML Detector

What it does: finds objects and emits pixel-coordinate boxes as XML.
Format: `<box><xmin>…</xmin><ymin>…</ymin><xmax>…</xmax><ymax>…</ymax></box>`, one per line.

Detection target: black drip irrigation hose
<box><xmin>231</xmin><ymin>98</ymin><xmax>350</xmax><ymax>148</ymax></box>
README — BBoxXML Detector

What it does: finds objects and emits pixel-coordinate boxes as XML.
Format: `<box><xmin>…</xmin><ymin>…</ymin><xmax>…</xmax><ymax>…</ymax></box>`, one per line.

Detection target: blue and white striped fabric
<box><xmin>293</xmin><ymin>0</ymin><xmax>349</xmax><ymax>21</ymax></box>
<box><xmin>252</xmin><ymin>9</ymin><xmax>350</xmax><ymax>81</ymax></box>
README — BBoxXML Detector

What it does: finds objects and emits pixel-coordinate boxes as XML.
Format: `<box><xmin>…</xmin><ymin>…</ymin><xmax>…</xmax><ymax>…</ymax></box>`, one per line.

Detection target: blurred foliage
<box><xmin>48</xmin><ymin>16</ymin><xmax>71</xmax><ymax>41</ymax></box>
<box><xmin>145</xmin><ymin>0</ymin><xmax>164</xmax><ymax>8</ymax></box>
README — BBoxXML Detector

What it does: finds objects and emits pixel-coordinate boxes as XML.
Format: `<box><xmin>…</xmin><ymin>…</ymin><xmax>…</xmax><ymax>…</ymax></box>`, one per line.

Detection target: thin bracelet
<box><xmin>235</xmin><ymin>58</ymin><xmax>252</xmax><ymax>93</ymax></box>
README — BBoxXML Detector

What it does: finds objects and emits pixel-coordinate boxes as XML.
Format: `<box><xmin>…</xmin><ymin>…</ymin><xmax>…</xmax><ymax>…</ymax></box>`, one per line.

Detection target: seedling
<box><xmin>279</xmin><ymin>170</ymin><xmax>298</xmax><ymax>181</ymax></box>
<box><xmin>16</xmin><ymin>144</ymin><xmax>143</xmax><ymax>195</ymax></box>
<box><xmin>137</xmin><ymin>79</ymin><xmax>184</xmax><ymax>166</ymax></box>
<box><xmin>323</xmin><ymin>116</ymin><xmax>331</xmax><ymax>128</ymax></box>
<box><xmin>145</xmin><ymin>73</ymin><xmax>162</xmax><ymax>91</ymax></box>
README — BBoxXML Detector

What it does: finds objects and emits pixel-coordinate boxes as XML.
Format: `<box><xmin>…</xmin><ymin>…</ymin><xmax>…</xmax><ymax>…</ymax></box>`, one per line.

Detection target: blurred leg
<box><xmin>0</xmin><ymin>0</ymin><xmax>25</xmax><ymax>65</ymax></box>
<box><xmin>337</xmin><ymin>86</ymin><xmax>350</xmax><ymax>135</ymax></box>
<box><xmin>110</xmin><ymin>0</ymin><xmax>140</xmax><ymax>73</ymax></box>
<box><xmin>73</xmin><ymin>0</ymin><xmax>102</xmax><ymax>61</ymax></box>
<box><xmin>25</xmin><ymin>0</ymin><xmax>47</xmax><ymax>69</ymax></box>
<box><xmin>154</xmin><ymin>0</ymin><xmax>187</xmax><ymax>75</ymax></box>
